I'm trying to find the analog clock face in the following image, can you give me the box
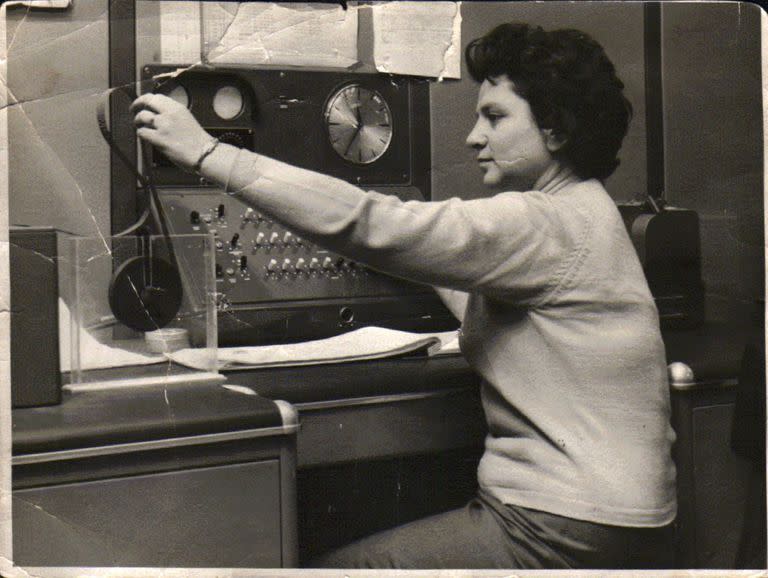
[324,84,393,165]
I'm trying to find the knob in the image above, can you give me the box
[225,267,235,276]
[217,204,225,218]
[283,231,293,245]
[203,214,213,224]
[190,210,200,224]
[309,257,320,271]
[255,232,265,246]
[295,257,306,271]
[266,258,278,273]
[269,232,280,245]
[215,240,224,250]
[294,236,303,246]
[242,208,255,222]
[322,256,335,270]
[282,258,293,273]
[230,233,240,248]
[240,255,248,271]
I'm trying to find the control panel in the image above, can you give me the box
[162,189,457,345]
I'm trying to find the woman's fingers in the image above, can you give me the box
[136,126,163,147]
[133,109,156,128]
[130,92,174,114]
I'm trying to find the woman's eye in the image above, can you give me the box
[486,113,503,124]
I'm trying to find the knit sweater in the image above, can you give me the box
[203,145,678,527]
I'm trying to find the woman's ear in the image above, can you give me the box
[542,129,567,152]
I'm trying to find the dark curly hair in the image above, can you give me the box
[466,23,632,181]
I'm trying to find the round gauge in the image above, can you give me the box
[167,85,190,109]
[324,84,393,165]
[213,85,244,120]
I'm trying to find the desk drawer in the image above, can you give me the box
[14,460,283,568]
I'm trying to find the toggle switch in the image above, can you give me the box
[217,204,226,219]
[190,210,200,225]
[240,255,248,271]
[215,264,223,278]
[230,233,240,249]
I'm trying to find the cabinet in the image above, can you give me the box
[12,385,298,568]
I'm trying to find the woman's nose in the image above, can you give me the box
[466,121,486,149]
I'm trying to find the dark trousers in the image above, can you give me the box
[312,490,675,570]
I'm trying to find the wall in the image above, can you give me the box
[430,2,647,201]
[661,3,764,323]
[7,0,109,236]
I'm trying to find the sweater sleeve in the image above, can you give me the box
[202,144,589,304]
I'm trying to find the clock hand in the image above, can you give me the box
[355,87,363,127]
[344,123,362,157]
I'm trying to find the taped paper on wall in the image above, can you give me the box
[201,2,358,68]
[372,1,462,79]
[159,1,203,64]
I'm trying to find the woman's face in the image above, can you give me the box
[466,75,559,191]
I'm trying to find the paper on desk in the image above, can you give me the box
[160,1,203,64]
[58,298,166,372]
[169,326,447,371]
[371,1,461,79]
[429,330,461,356]
[202,2,358,68]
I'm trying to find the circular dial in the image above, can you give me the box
[167,85,190,109]
[213,85,244,120]
[324,84,393,165]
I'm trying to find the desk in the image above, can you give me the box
[11,355,485,568]
[11,323,758,569]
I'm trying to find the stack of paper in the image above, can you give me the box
[169,327,461,371]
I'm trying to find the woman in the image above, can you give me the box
[131,23,677,569]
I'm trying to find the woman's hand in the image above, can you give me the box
[131,93,214,172]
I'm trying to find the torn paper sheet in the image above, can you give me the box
[372,1,461,79]
[160,1,202,64]
[202,2,358,68]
